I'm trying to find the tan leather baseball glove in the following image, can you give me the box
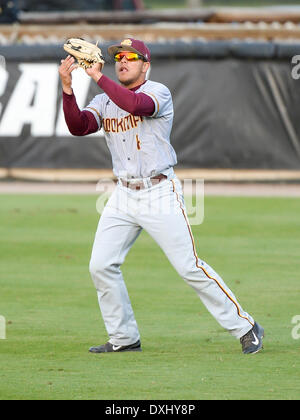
[63,38,105,70]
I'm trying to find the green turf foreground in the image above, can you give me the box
[0,194,299,400]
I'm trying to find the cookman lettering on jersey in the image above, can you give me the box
[94,114,144,133]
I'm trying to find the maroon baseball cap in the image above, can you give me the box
[108,38,151,62]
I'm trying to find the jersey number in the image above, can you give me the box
[136,135,141,150]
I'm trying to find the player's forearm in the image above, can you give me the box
[63,92,99,136]
[97,75,155,116]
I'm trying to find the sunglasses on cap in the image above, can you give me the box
[114,52,147,62]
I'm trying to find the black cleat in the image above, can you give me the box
[240,322,264,354]
[89,340,141,354]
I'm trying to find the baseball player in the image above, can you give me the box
[59,38,264,354]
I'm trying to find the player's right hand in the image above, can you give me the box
[58,55,79,95]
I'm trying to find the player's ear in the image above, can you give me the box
[142,62,150,74]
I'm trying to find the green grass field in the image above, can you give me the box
[0,193,299,400]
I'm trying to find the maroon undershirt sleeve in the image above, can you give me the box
[97,74,155,117]
[63,91,99,136]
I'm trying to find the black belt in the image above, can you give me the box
[121,174,167,190]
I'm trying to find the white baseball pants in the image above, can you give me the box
[89,175,254,346]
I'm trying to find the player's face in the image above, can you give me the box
[115,53,149,88]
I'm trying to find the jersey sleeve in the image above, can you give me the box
[97,75,155,117]
[83,94,105,129]
[142,83,173,118]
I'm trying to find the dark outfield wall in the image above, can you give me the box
[1,41,300,170]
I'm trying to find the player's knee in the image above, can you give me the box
[177,265,209,286]
[89,255,120,288]
[175,264,195,280]
[89,255,108,280]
